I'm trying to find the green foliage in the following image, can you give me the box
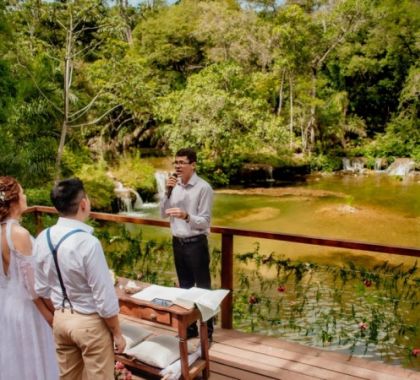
[0,61,15,123]
[96,225,175,285]
[111,154,156,199]
[309,154,342,172]
[26,187,52,207]
[132,0,204,84]
[330,0,419,135]
[157,62,288,185]
[2,0,420,187]
[233,246,420,368]
[61,147,94,177]
[75,162,115,211]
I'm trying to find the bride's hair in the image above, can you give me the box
[0,176,20,222]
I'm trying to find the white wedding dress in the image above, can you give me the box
[0,219,59,379]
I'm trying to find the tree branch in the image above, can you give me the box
[72,40,102,58]
[116,117,135,131]
[68,92,103,121]
[15,60,63,115]
[69,104,122,128]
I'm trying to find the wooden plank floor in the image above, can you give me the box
[210,328,420,380]
[120,316,420,380]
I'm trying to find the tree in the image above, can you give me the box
[157,62,288,184]
[194,1,272,70]
[11,0,131,177]
[132,0,205,86]
[329,0,419,136]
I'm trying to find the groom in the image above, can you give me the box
[34,178,125,380]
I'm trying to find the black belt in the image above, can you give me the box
[173,234,206,244]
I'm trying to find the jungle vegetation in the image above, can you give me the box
[0,0,418,200]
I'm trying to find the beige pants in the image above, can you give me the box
[53,309,114,380]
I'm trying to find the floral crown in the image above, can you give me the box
[0,191,6,203]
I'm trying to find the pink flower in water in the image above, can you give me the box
[277,285,286,293]
[115,361,125,370]
[358,322,368,331]
[412,348,420,357]
[363,279,372,287]
[248,295,258,305]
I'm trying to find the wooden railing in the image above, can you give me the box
[26,206,420,329]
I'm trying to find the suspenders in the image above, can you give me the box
[46,228,85,313]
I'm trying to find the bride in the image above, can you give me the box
[0,176,59,379]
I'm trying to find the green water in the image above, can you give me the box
[209,174,420,267]
[145,157,420,250]
[214,175,419,239]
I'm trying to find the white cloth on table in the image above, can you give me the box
[0,219,59,380]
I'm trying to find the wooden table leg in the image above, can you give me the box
[178,318,190,380]
[199,320,210,380]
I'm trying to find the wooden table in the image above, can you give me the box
[115,278,210,380]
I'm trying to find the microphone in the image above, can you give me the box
[167,173,178,199]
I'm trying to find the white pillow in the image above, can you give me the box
[120,321,152,350]
[126,335,198,369]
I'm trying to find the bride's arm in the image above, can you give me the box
[33,298,54,326]
[13,226,54,326]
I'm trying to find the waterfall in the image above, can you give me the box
[154,171,168,200]
[113,172,169,214]
[374,158,383,171]
[342,158,365,173]
[386,158,415,176]
[342,158,352,171]
[132,189,143,209]
[114,182,143,212]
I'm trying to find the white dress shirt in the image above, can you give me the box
[34,217,119,318]
[160,172,213,238]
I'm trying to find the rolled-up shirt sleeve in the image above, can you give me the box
[84,238,119,318]
[189,184,213,230]
[34,235,51,299]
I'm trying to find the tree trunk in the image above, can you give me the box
[277,69,286,116]
[289,74,294,149]
[306,67,317,152]
[55,16,73,179]
[119,0,133,45]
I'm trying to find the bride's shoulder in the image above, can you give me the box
[11,224,32,256]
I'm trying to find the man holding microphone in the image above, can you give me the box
[160,148,214,341]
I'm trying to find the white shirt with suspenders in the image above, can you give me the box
[34,217,119,317]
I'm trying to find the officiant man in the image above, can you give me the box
[160,147,214,341]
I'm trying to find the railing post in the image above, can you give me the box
[221,232,233,329]
[34,210,44,235]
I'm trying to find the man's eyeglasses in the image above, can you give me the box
[172,160,191,166]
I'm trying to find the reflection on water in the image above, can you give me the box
[135,172,420,267]
[211,174,420,267]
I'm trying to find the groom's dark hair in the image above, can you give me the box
[51,178,86,216]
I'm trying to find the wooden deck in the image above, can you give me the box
[120,316,420,380]
[209,328,420,380]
